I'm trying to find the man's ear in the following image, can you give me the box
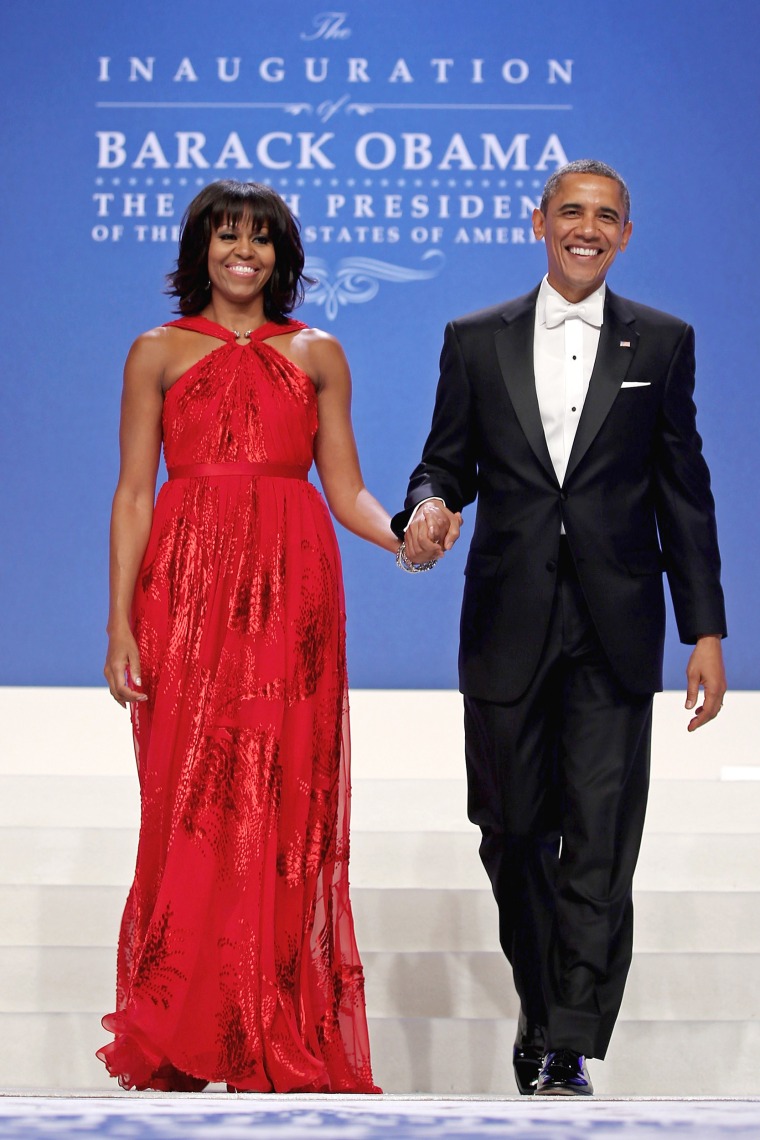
[620,219,633,252]
[532,208,546,241]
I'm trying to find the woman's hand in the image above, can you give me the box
[104,628,147,707]
[404,502,463,563]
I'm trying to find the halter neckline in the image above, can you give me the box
[164,315,308,343]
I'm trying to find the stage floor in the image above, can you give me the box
[0,1094,759,1139]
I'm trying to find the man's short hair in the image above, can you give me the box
[540,160,631,223]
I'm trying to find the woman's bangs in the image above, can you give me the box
[209,188,283,238]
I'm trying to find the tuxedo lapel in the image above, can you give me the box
[494,291,558,485]
[564,291,639,483]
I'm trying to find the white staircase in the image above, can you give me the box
[1,687,758,1095]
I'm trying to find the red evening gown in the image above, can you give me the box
[97,316,380,1093]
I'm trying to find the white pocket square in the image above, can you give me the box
[621,381,651,388]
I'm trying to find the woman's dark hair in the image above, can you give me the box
[166,180,313,320]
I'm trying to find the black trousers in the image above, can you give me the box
[464,539,654,1059]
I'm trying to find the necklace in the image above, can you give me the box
[205,312,262,340]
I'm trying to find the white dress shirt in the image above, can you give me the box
[534,275,605,486]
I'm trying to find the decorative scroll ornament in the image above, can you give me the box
[283,97,375,123]
[304,251,446,320]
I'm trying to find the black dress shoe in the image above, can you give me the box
[535,1049,593,1096]
[512,1010,546,1095]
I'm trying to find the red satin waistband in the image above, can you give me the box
[168,462,309,480]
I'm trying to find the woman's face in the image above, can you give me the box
[206,213,277,306]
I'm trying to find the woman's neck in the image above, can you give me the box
[202,297,268,334]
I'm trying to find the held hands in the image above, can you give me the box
[403,501,463,564]
[685,635,727,732]
[104,629,148,708]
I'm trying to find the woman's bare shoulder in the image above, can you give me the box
[127,324,182,360]
[267,324,347,388]
[291,324,340,347]
[292,325,348,372]
[122,325,183,393]
[124,325,171,363]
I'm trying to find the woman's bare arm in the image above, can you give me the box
[104,330,166,706]
[307,332,399,553]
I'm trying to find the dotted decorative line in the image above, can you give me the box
[94,176,544,190]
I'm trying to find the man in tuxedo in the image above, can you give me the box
[393,159,727,1096]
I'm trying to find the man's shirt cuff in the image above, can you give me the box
[404,497,446,532]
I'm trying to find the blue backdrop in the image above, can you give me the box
[1,0,758,689]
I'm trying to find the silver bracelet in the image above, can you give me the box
[396,541,438,573]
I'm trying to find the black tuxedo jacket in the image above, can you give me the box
[393,286,727,702]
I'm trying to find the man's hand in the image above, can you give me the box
[404,502,463,563]
[685,635,727,732]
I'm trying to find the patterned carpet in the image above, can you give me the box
[1,1096,759,1139]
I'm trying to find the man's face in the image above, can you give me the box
[532,174,633,303]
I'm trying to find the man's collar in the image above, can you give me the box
[537,275,607,326]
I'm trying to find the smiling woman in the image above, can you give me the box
[97,180,451,1094]
[165,181,311,320]
[204,222,276,300]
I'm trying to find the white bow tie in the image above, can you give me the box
[544,293,604,329]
